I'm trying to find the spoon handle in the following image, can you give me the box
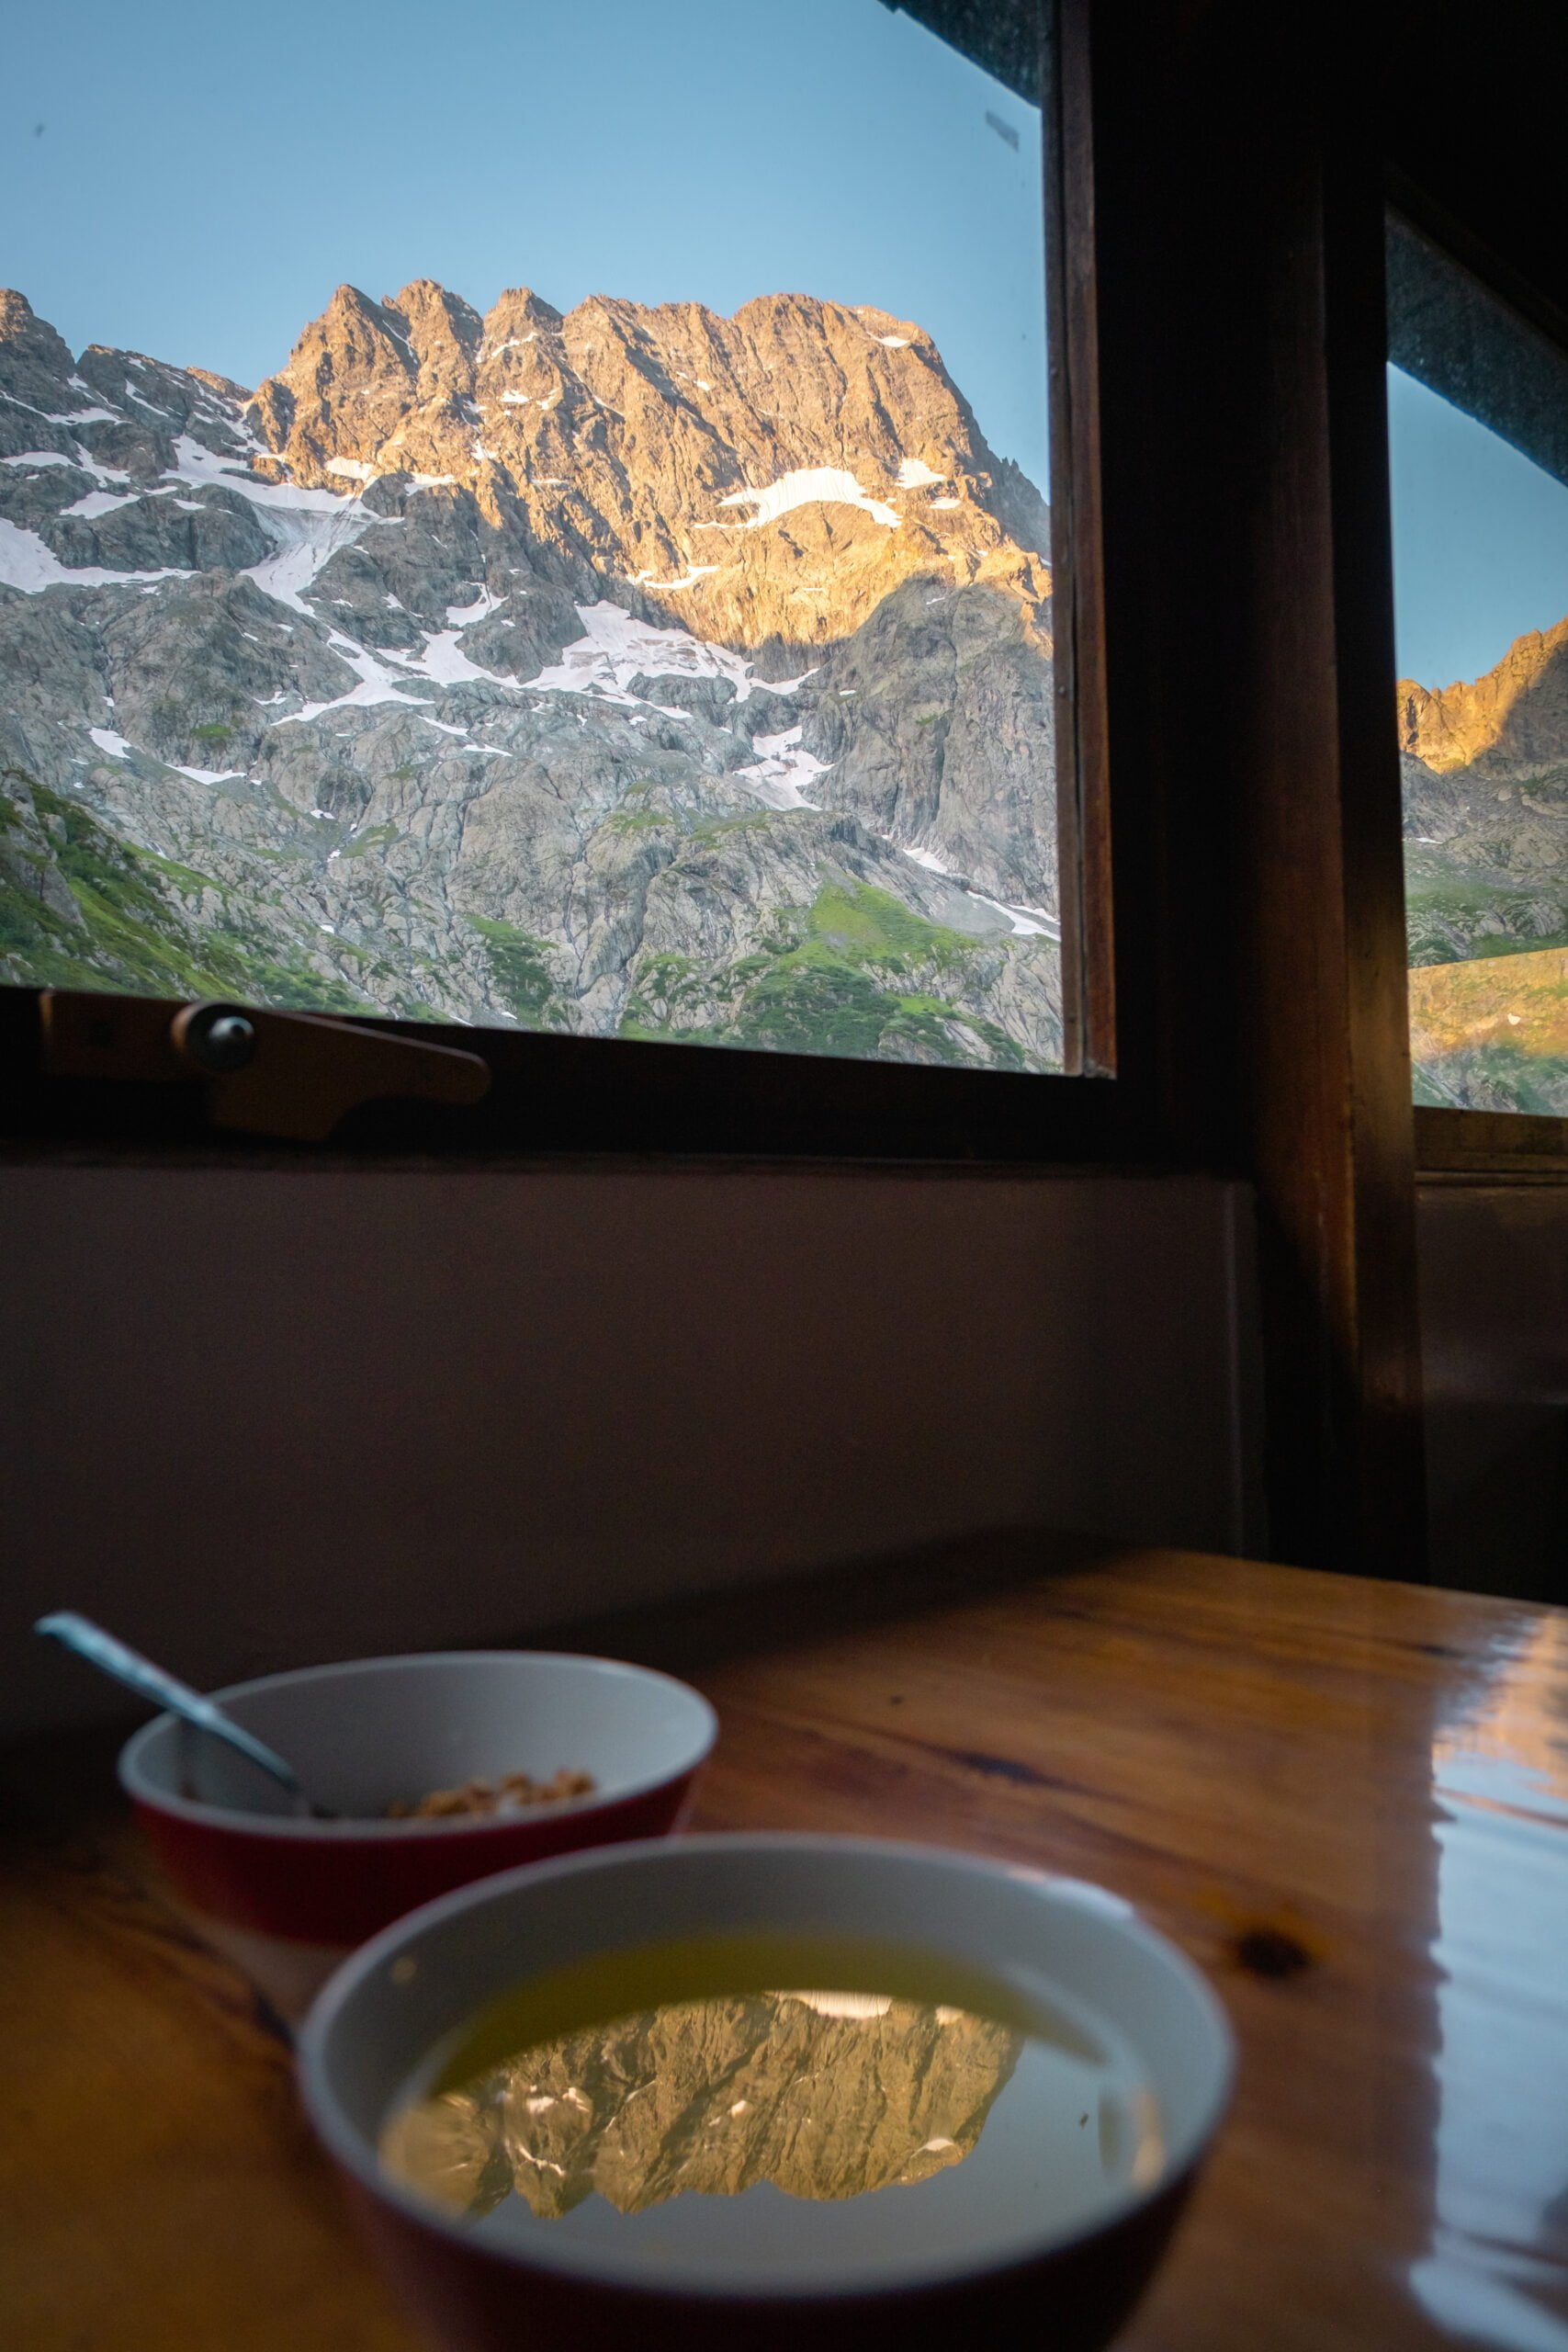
[34,1611,304,1799]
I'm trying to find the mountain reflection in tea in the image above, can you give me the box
[378,1934,1163,2285]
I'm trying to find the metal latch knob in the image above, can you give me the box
[172,1003,258,1074]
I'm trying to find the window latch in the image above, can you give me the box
[37,991,491,1143]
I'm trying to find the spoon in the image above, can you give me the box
[34,1611,331,1817]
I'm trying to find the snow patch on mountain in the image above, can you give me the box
[110,433,391,616]
[275,634,431,726]
[733,726,828,811]
[969,892,1058,940]
[63,488,145,518]
[397,629,504,687]
[524,600,784,706]
[244,507,383,616]
[785,1991,895,2019]
[0,515,181,593]
[716,468,901,531]
[634,563,720,592]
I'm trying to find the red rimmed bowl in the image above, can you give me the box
[299,1834,1235,2352]
[119,1652,717,2021]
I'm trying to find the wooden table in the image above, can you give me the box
[5,1537,1567,2350]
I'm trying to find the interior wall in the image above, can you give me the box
[1418,1182,1568,1605]
[3,1164,1262,1740]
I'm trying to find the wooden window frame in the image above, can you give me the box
[1385,171,1568,1181]
[1416,1106,1568,1176]
[2,0,1150,1174]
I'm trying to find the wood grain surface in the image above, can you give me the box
[4,1538,1566,2350]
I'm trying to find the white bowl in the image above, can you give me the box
[299,1834,1234,2352]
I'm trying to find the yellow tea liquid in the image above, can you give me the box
[379,1931,1162,2288]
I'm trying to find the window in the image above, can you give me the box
[1388,212,1568,1117]
[0,0,1066,1083]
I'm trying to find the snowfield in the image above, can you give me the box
[716,467,901,531]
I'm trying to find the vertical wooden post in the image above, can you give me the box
[1077,0,1427,1573]
[1250,82,1427,1577]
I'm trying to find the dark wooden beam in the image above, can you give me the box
[1376,0,1568,329]
[1078,0,1427,1574]
[1046,0,1115,1077]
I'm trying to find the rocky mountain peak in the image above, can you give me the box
[386,277,486,378]
[312,284,417,377]
[1,287,56,348]
[243,273,1050,656]
[485,287,565,338]
[1399,616,1568,776]
[0,288,80,406]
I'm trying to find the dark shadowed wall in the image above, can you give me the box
[4,1165,1262,1738]
[1418,1182,1568,1605]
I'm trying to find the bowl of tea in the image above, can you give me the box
[118,1652,717,2022]
[299,1834,1233,2352]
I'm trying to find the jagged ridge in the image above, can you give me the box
[246,277,1051,661]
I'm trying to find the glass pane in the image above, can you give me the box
[1,0,1061,1076]
[1388,215,1568,1114]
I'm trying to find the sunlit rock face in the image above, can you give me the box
[1398,619,1568,1110]
[1398,618,1568,778]
[0,283,1061,1069]
[246,279,1052,661]
[382,1991,1021,2221]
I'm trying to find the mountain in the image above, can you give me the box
[1399,617,1568,1111]
[0,281,1061,1071]
[1399,620,1568,972]
[246,278,1052,662]
[379,1990,1021,2222]
[1398,617,1568,776]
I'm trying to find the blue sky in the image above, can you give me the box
[1,0,1049,490]
[7,1,1565,690]
[1388,368,1568,688]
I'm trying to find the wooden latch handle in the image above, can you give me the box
[38,992,491,1142]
